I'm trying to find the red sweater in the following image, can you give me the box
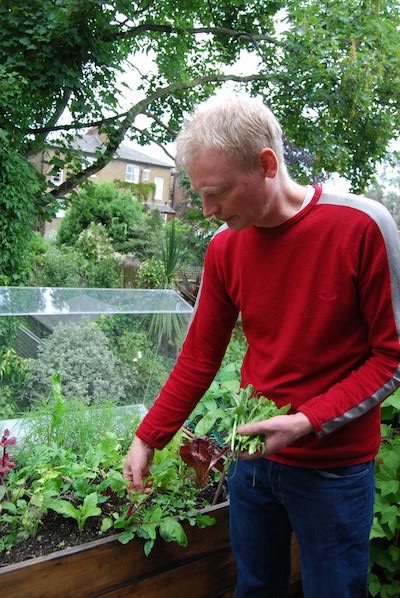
[137,186,400,468]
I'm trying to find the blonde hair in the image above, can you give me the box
[175,94,284,172]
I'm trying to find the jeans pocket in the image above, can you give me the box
[314,461,372,480]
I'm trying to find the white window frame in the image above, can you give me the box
[142,168,151,182]
[154,176,164,201]
[125,163,139,183]
[85,156,97,177]
[50,168,63,186]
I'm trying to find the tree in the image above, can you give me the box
[1,0,399,279]
[366,157,400,226]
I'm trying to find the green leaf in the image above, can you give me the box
[100,517,113,533]
[47,498,79,520]
[2,501,17,514]
[196,513,216,528]
[118,529,135,544]
[144,538,154,556]
[159,517,188,546]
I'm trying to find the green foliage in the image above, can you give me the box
[0,140,49,283]
[23,374,138,454]
[25,321,127,405]
[113,180,156,203]
[28,243,86,287]
[135,257,165,289]
[265,0,400,192]
[28,230,123,289]
[57,183,145,251]
[75,222,114,262]
[0,406,218,557]
[97,315,171,406]
[369,389,400,597]
[195,384,290,455]
[136,219,188,289]
[46,493,101,532]
[0,349,30,416]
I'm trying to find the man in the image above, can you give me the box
[124,94,400,597]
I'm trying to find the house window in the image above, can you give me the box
[125,163,139,183]
[142,168,150,182]
[154,176,164,201]
[50,169,63,185]
[85,156,97,177]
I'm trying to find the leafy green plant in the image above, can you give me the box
[23,374,138,455]
[46,492,101,532]
[195,384,291,456]
[28,242,86,287]
[368,389,400,598]
[25,321,127,405]
[56,182,146,253]
[135,257,164,288]
[0,394,222,562]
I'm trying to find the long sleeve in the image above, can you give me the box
[136,236,239,449]
[298,202,400,436]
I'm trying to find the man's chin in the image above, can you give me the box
[225,217,246,231]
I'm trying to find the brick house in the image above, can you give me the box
[31,128,175,238]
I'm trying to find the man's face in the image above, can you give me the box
[187,149,271,231]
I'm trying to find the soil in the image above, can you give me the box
[0,492,125,567]
[0,482,227,568]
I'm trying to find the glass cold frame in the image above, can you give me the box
[0,287,193,418]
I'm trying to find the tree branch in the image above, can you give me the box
[106,23,278,46]
[130,125,176,162]
[24,111,130,135]
[26,88,72,154]
[143,111,177,137]
[51,72,269,199]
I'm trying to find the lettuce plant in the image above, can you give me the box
[179,437,227,487]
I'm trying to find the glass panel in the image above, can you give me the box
[0,287,193,418]
[0,287,192,316]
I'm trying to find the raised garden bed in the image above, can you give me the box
[0,501,301,598]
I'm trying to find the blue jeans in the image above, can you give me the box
[228,458,375,598]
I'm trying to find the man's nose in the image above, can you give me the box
[202,195,219,218]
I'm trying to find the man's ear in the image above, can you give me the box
[259,148,278,178]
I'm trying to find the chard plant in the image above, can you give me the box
[0,429,16,482]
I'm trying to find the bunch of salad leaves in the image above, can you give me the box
[194,385,291,457]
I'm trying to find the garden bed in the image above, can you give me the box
[0,501,301,598]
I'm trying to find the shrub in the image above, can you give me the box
[25,321,127,404]
[56,182,146,252]
[135,257,164,288]
[98,315,170,405]
[28,244,85,287]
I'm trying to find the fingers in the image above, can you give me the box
[123,436,154,492]
[237,422,266,436]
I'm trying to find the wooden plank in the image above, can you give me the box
[97,549,236,598]
[0,501,301,598]
[0,503,231,598]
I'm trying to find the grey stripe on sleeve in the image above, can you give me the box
[317,191,400,435]
[318,365,400,436]
[319,191,400,336]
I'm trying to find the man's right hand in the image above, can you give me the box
[123,436,154,492]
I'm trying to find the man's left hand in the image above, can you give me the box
[237,412,313,459]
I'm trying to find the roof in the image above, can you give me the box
[146,203,176,214]
[71,132,173,169]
